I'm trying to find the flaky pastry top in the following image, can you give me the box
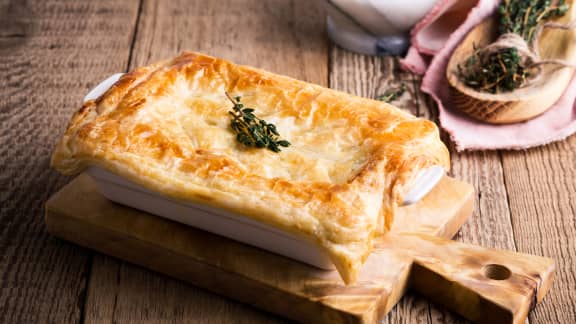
[52,52,449,284]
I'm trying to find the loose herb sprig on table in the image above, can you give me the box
[377,83,406,103]
[458,0,569,93]
[226,93,291,153]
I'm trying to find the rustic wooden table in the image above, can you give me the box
[1,0,575,323]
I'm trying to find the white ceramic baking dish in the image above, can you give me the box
[82,74,445,269]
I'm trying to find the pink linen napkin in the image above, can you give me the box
[400,0,576,151]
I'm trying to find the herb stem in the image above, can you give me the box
[377,83,406,103]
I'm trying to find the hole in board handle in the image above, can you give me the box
[483,264,512,280]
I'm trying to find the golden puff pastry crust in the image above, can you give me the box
[51,52,449,284]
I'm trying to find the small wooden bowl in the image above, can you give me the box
[446,2,576,124]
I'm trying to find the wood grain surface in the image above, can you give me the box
[0,0,140,323]
[47,174,480,324]
[501,139,576,324]
[1,0,575,323]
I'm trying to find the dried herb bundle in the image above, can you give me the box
[226,93,291,153]
[458,0,569,93]
[458,46,530,92]
[377,83,406,103]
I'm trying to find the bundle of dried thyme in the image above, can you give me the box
[458,0,570,94]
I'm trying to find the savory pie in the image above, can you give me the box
[51,52,449,284]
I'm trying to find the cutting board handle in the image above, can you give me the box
[380,233,555,324]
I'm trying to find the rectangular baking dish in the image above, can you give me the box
[83,74,445,270]
[87,167,335,269]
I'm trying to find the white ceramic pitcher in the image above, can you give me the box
[326,0,439,55]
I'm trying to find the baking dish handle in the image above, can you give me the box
[84,73,124,102]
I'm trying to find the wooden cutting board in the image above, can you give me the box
[45,174,554,323]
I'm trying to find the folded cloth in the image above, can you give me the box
[400,0,576,151]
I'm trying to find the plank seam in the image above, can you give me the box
[111,262,122,323]
[78,253,93,324]
[409,64,422,118]
[408,69,434,324]
[328,43,333,88]
[79,0,144,321]
[498,151,519,253]
[126,0,144,71]
[498,151,527,324]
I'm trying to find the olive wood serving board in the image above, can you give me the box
[45,174,554,323]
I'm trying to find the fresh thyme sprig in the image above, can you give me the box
[377,83,406,103]
[226,93,291,153]
[458,0,569,93]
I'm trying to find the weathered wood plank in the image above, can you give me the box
[326,48,514,324]
[129,0,327,84]
[84,0,326,323]
[326,49,523,324]
[501,137,576,323]
[85,254,286,324]
[414,87,519,323]
[329,48,419,115]
[328,47,433,324]
[0,0,140,322]
[407,69,524,322]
